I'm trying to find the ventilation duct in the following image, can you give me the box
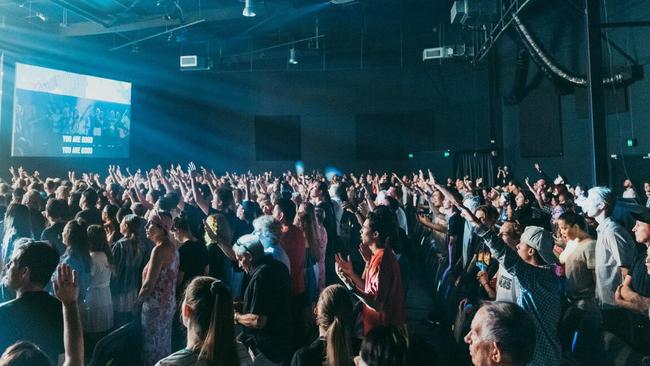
[512,14,641,88]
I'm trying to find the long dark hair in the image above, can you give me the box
[295,203,320,262]
[122,214,145,251]
[103,204,119,228]
[317,285,354,366]
[183,277,239,366]
[63,219,91,273]
[87,224,114,268]
[3,203,32,241]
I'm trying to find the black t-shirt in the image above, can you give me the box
[291,338,325,366]
[178,239,209,291]
[242,255,292,363]
[631,254,650,297]
[207,242,227,281]
[0,291,64,363]
[41,222,67,256]
[75,208,102,226]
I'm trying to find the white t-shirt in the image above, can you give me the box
[495,266,521,303]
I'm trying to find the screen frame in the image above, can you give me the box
[10,62,132,159]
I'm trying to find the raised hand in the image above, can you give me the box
[334,253,353,276]
[53,264,78,306]
[187,162,199,179]
[359,242,372,264]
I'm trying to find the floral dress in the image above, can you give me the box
[142,249,179,366]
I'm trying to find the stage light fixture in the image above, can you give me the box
[243,0,256,17]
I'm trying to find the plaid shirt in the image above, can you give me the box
[476,226,562,366]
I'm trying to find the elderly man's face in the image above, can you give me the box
[583,192,604,218]
[633,221,650,245]
[464,307,497,366]
[235,251,253,273]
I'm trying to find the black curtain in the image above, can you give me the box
[453,152,496,187]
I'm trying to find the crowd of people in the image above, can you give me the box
[0,162,648,366]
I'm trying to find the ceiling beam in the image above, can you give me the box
[59,6,259,37]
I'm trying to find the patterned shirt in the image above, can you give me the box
[476,226,561,366]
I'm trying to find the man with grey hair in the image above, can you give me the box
[233,233,292,365]
[583,186,636,340]
[464,301,536,366]
[253,215,291,273]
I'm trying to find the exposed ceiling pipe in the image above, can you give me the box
[110,18,205,51]
[48,0,115,27]
[512,14,640,88]
[227,34,324,58]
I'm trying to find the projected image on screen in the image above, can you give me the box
[12,63,131,158]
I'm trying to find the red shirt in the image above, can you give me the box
[280,224,306,296]
[362,248,405,334]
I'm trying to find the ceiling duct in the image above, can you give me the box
[48,0,120,27]
[512,14,643,88]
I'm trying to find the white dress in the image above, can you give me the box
[83,252,114,333]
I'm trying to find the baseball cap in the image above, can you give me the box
[520,226,556,265]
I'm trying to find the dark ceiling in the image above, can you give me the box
[0,0,461,69]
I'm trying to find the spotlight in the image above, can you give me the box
[288,47,298,65]
[242,0,256,17]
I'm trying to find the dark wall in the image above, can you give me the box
[495,0,650,187]
[136,65,492,177]
[1,36,491,177]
